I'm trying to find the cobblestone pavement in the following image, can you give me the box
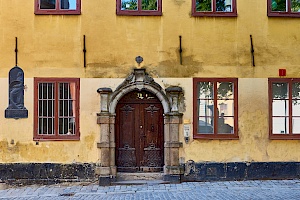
[1,180,300,200]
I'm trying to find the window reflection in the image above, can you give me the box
[273,117,289,134]
[216,0,232,12]
[40,0,56,9]
[292,117,300,133]
[271,0,287,12]
[121,0,138,10]
[142,0,158,10]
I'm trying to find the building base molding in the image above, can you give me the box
[183,161,300,182]
[0,163,96,185]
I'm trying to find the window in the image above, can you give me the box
[116,0,162,16]
[268,0,300,17]
[34,78,80,141]
[192,0,237,17]
[269,79,300,139]
[35,0,81,15]
[193,78,238,139]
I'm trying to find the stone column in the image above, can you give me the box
[96,88,115,185]
[163,87,184,183]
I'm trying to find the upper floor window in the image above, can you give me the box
[34,78,80,141]
[192,0,237,17]
[193,78,238,139]
[116,0,162,16]
[268,0,300,17]
[269,79,300,139]
[35,0,81,15]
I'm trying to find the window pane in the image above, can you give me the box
[273,117,289,134]
[198,82,213,99]
[59,82,76,135]
[272,82,288,99]
[198,117,214,133]
[61,0,77,10]
[292,101,300,116]
[198,100,213,116]
[142,0,158,10]
[218,100,234,116]
[217,82,233,99]
[40,0,56,9]
[196,0,212,11]
[271,0,287,11]
[292,117,300,133]
[292,82,300,99]
[218,116,234,134]
[216,0,232,12]
[272,100,289,116]
[292,0,300,12]
[121,0,138,10]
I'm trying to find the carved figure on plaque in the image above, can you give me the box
[5,66,28,119]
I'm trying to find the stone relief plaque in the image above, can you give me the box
[5,66,28,119]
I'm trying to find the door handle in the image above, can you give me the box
[140,125,143,129]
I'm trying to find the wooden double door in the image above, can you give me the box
[116,91,164,172]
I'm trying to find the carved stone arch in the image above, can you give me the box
[109,84,171,115]
[97,68,184,185]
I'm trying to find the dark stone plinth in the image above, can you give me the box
[99,176,114,186]
[0,163,95,185]
[5,109,28,119]
[182,162,300,182]
[163,174,181,183]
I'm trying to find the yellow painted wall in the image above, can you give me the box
[1,1,300,164]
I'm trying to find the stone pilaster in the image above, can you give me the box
[163,87,184,183]
[96,88,115,185]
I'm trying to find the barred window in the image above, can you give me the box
[34,78,80,141]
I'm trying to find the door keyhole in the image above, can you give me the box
[151,125,154,132]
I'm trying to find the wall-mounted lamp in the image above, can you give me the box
[183,119,191,143]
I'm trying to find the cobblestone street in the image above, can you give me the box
[1,180,300,199]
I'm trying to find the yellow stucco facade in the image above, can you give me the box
[1,1,300,179]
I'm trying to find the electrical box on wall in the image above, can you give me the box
[279,69,286,76]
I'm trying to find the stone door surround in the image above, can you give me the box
[96,68,183,185]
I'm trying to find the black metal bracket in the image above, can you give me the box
[250,35,255,67]
[15,37,18,66]
[179,36,183,65]
[83,35,86,67]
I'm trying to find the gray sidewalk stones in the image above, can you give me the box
[0,180,300,199]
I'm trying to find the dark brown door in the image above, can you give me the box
[116,91,164,172]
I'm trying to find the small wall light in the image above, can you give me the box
[183,119,191,143]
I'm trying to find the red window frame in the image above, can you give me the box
[34,78,80,141]
[193,78,239,139]
[192,0,237,17]
[269,78,300,139]
[116,0,162,16]
[268,0,300,17]
[35,0,81,15]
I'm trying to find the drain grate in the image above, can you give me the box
[59,193,75,196]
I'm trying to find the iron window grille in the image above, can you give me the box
[34,78,80,141]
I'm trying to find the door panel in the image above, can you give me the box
[116,91,163,172]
